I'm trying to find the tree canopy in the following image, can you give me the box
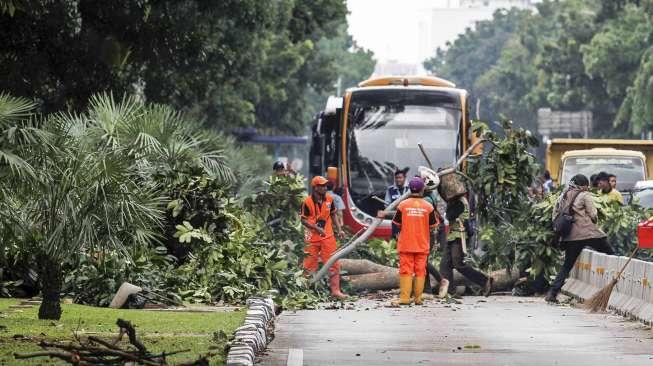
[0,0,374,133]
[425,0,653,137]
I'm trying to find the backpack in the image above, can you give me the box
[552,190,583,238]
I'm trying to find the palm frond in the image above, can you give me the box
[87,93,144,150]
[200,150,235,183]
[0,149,34,177]
[0,92,37,129]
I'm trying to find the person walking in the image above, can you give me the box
[545,174,615,303]
[440,195,493,297]
[390,177,439,306]
[301,176,347,299]
[383,168,409,239]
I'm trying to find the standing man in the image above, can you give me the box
[542,170,555,194]
[384,168,409,239]
[272,161,286,176]
[301,176,347,299]
[391,177,439,306]
[327,180,345,229]
[596,171,624,204]
[440,195,493,297]
[609,174,618,190]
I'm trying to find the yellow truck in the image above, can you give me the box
[546,139,653,191]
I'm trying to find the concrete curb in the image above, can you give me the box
[562,248,653,324]
[226,296,276,366]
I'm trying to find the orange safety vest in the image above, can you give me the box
[393,197,438,253]
[301,194,335,243]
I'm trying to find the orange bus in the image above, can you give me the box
[309,76,475,238]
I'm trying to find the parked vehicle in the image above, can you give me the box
[560,149,646,191]
[546,138,653,191]
[630,180,653,208]
[309,76,480,238]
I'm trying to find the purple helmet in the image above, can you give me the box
[409,176,425,192]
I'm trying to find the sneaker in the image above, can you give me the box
[544,291,558,303]
[438,279,450,299]
[483,277,494,297]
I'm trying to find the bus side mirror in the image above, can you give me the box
[324,96,343,116]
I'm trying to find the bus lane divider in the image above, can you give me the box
[563,249,653,324]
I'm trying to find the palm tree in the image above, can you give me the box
[0,93,41,285]
[3,93,238,319]
[6,103,165,319]
[84,93,234,186]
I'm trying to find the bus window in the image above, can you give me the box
[347,89,461,217]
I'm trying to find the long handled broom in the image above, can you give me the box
[584,246,638,313]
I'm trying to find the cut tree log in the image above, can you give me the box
[339,259,396,275]
[340,259,520,292]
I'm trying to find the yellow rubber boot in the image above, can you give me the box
[391,276,414,306]
[414,277,426,305]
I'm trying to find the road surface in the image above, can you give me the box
[259,294,653,365]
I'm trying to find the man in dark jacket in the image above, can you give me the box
[383,168,409,238]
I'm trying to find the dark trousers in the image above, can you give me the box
[391,223,400,240]
[440,238,488,288]
[426,232,442,284]
[549,237,614,295]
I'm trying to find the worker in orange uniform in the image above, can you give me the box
[301,175,347,299]
[391,177,439,306]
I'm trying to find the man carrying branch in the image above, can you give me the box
[440,194,493,297]
[301,176,347,299]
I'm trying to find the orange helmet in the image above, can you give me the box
[311,175,328,187]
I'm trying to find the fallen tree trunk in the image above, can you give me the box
[339,259,396,275]
[340,259,520,292]
[343,271,399,291]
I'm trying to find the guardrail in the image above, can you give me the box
[562,249,653,324]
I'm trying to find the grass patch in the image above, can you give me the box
[0,299,245,365]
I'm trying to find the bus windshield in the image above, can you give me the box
[347,88,461,216]
[561,156,645,191]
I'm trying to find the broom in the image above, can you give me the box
[584,246,638,313]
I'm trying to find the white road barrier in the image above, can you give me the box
[562,249,653,324]
[226,296,276,366]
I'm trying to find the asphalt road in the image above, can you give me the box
[259,294,653,366]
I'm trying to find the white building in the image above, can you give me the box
[418,0,538,63]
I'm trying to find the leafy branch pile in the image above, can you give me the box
[466,120,653,281]
[0,93,323,320]
[482,194,653,279]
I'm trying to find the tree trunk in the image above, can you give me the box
[37,254,63,320]
[339,259,396,275]
[340,259,520,293]
[343,271,399,291]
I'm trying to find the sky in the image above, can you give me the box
[346,0,447,64]
[346,0,524,65]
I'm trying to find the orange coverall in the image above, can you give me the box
[301,193,340,276]
[392,197,439,276]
